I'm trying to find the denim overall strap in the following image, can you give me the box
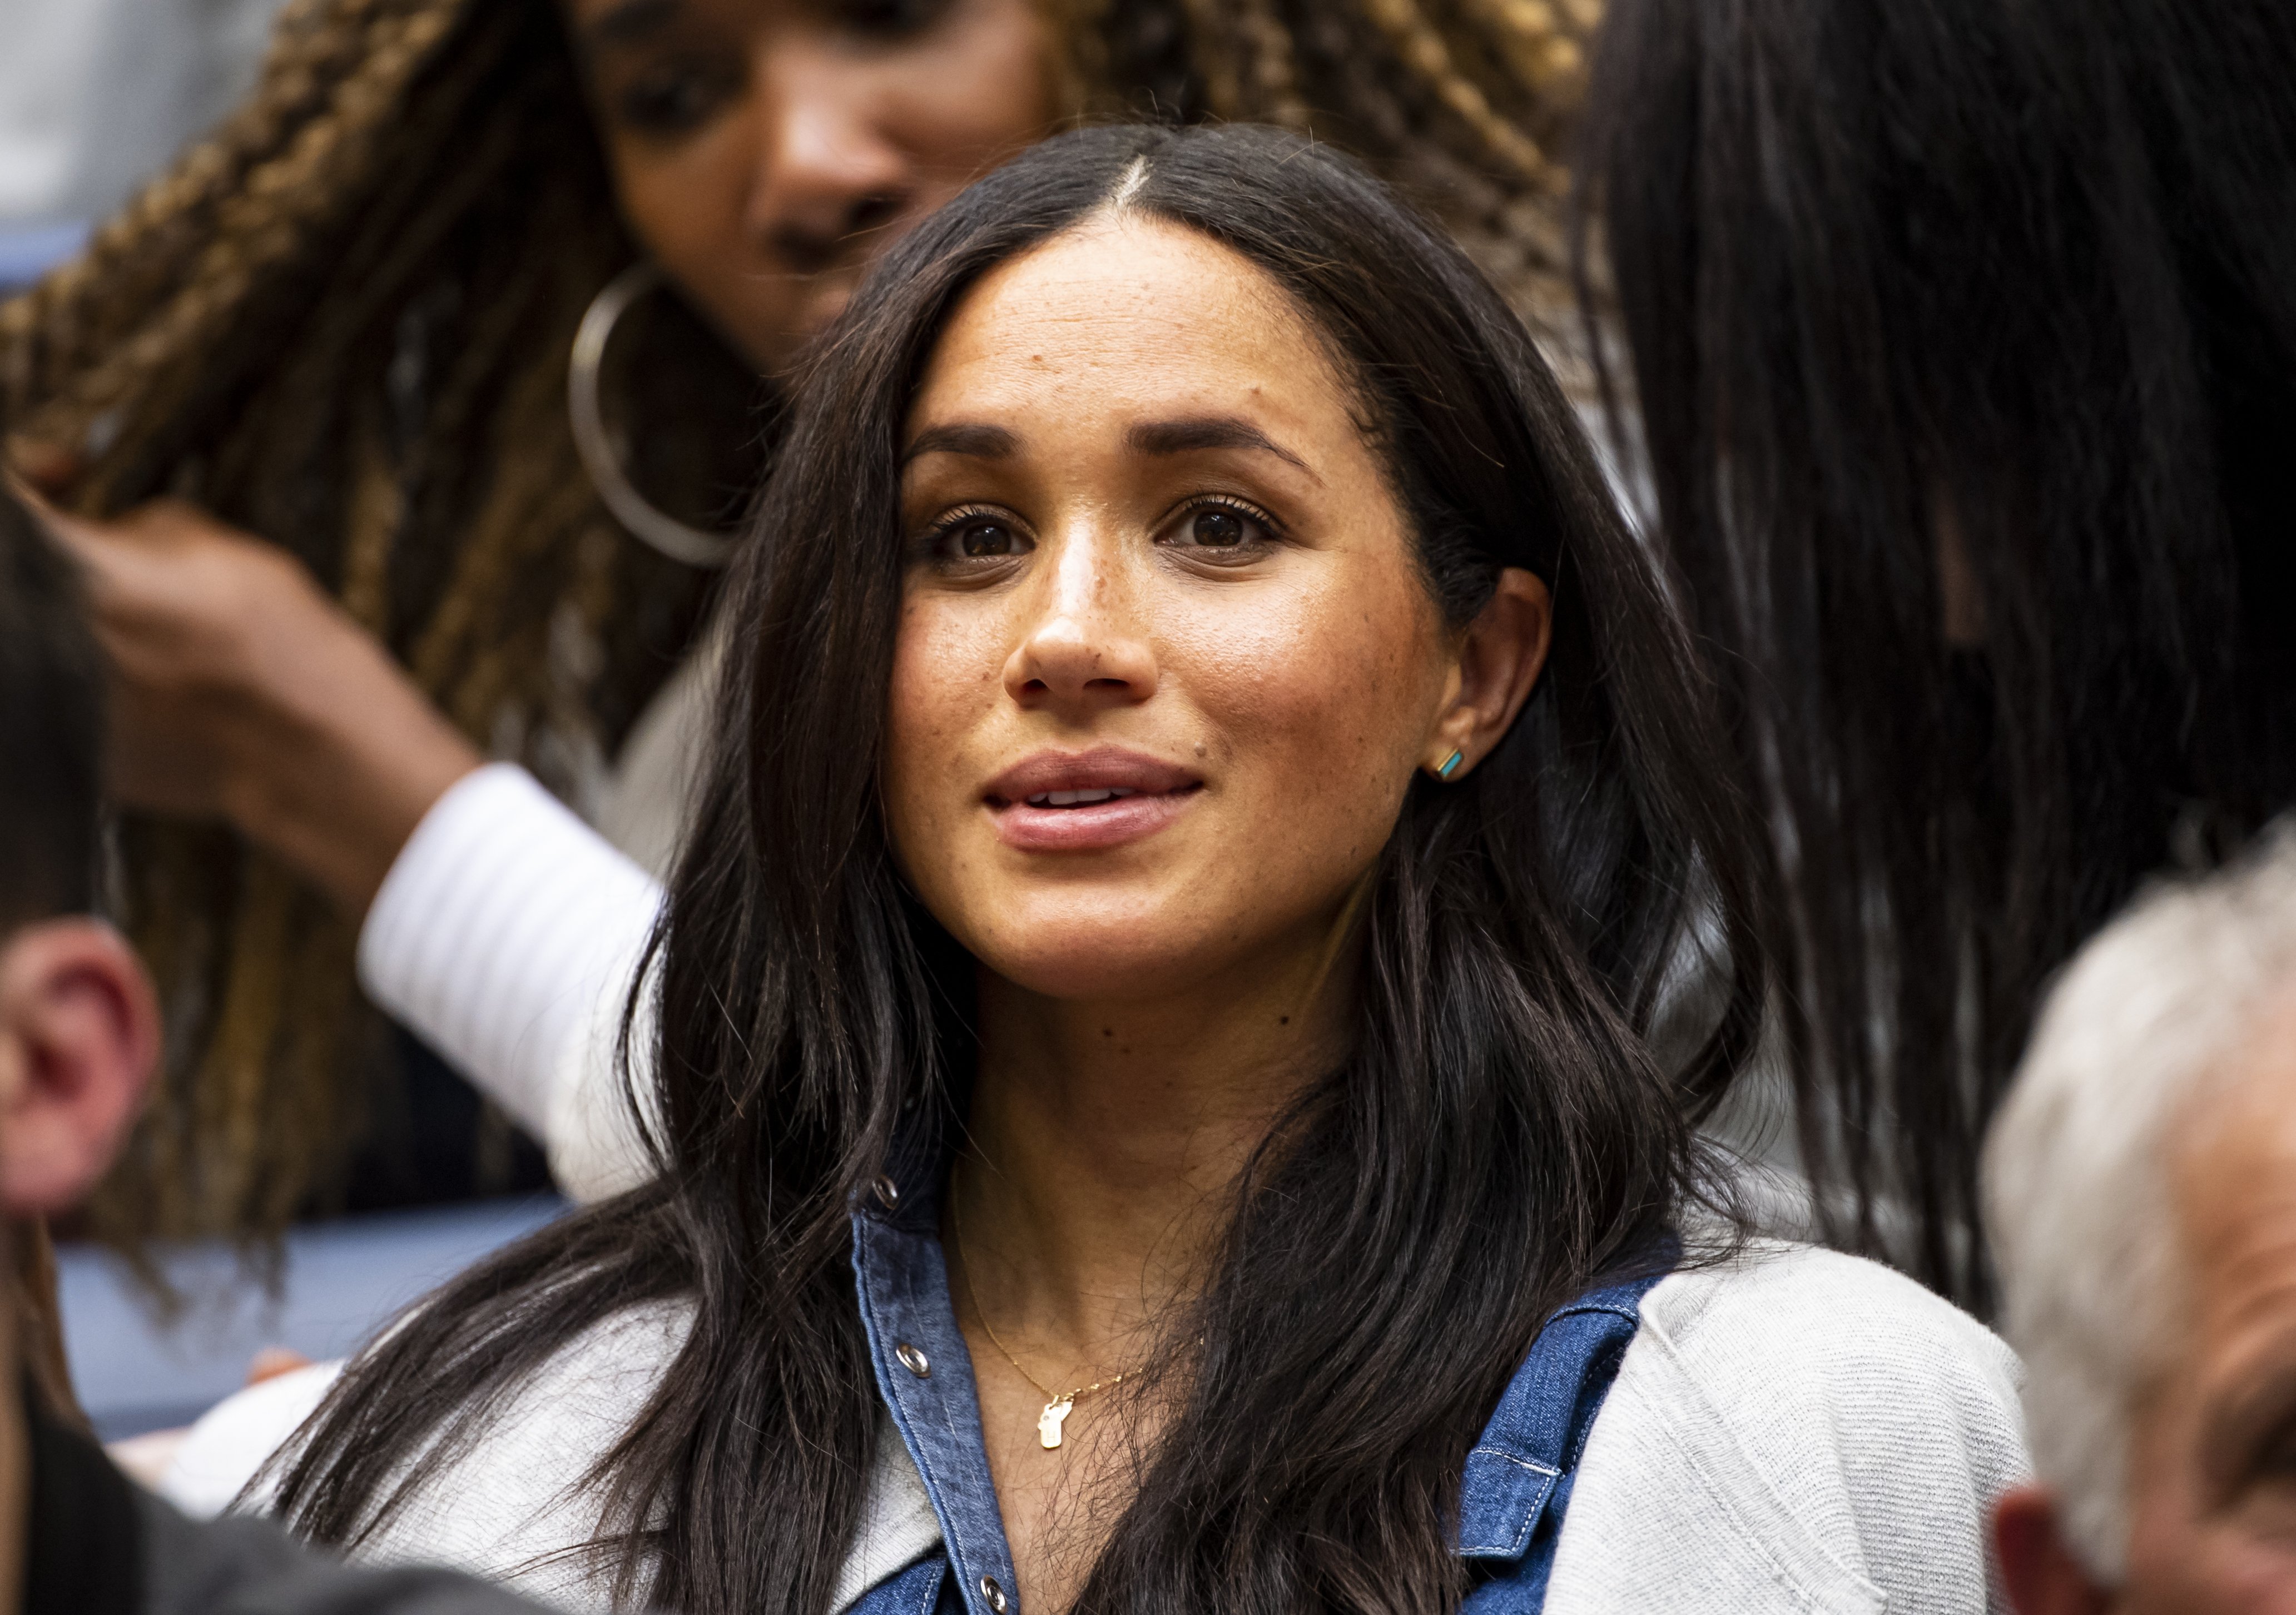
[849,1556,954,1615]
[851,1185,1020,1615]
[1456,1258,1675,1613]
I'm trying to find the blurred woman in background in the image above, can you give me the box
[1578,0,2296,1305]
[0,0,1605,1244]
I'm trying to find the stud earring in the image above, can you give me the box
[1437,751,1465,780]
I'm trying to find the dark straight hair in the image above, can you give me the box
[1578,0,2296,1305]
[273,124,1763,1615]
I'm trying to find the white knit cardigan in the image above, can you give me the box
[165,1238,2028,1615]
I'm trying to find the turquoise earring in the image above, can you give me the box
[1437,751,1465,780]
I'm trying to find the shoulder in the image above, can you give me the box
[1546,1240,2029,1615]
[1644,1238,2022,1409]
[165,1299,695,1615]
[162,1360,345,1519]
[137,1489,556,1615]
[348,1297,696,1610]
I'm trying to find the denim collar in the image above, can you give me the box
[851,1147,1020,1615]
[846,1142,1673,1615]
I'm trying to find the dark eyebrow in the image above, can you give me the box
[579,0,678,52]
[899,415,1319,479]
[901,423,1019,466]
[1125,416,1318,481]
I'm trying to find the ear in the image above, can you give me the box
[1421,567,1553,782]
[0,920,158,1217]
[1994,1484,2115,1615]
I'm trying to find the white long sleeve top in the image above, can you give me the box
[165,1240,2029,1613]
[358,609,731,1199]
[356,762,663,1202]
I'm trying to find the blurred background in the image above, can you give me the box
[4,0,565,1445]
[1,0,286,288]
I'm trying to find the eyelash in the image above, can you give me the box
[919,505,1027,566]
[834,0,956,39]
[610,59,741,138]
[914,494,1287,570]
[600,0,954,140]
[1160,494,1283,556]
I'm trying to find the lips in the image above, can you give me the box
[985,747,1203,853]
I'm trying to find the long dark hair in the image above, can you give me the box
[271,125,1762,1615]
[1578,0,2296,1305]
[0,0,1604,1253]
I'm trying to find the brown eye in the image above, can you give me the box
[836,0,951,36]
[1193,509,1246,546]
[959,519,1018,557]
[1164,502,1274,555]
[917,508,1032,568]
[612,59,740,137]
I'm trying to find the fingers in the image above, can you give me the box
[25,495,306,612]
[5,468,139,585]
[246,1346,316,1386]
[1,470,481,905]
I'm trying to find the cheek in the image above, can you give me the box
[612,140,741,259]
[606,132,796,358]
[882,595,1007,869]
[1179,566,1441,856]
[2122,1404,2296,1615]
[2126,1511,2296,1615]
[880,5,1063,164]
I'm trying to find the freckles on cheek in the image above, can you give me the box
[1183,583,1434,798]
[887,603,1003,809]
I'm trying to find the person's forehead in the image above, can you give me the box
[2171,988,2296,1331]
[2183,989,2296,1162]
[909,220,1351,434]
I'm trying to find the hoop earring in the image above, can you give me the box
[568,262,737,569]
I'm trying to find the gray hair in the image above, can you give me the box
[1983,823,2296,1581]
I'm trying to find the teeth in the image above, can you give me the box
[1025,787,1139,807]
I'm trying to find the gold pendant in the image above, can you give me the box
[1038,1397,1075,1449]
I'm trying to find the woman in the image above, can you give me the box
[1576,0,2296,1305]
[1,0,1606,1240]
[217,127,2023,1615]
[4,0,1616,1239]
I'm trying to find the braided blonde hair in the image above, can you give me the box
[1,0,1599,1251]
[1161,0,1603,382]
[2,0,720,1246]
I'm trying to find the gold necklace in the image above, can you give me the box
[950,1181,1135,1450]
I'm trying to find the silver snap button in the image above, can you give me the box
[872,1174,901,1210]
[978,1574,1009,1612]
[895,1341,930,1377]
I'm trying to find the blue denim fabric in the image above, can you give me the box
[845,1159,1669,1615]
[1455,1268,1669,1611]
[852,1170,1020,1615]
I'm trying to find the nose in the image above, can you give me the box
[746,47,914,274]
[1002,531,1159,714]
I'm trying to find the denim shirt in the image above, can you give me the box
[847,1159,1669,1615]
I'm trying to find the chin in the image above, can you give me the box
[995,959,1186,1003]
[963,896,1214,1003]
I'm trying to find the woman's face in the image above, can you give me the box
[884,218,1497,1005]
[563,0,1064,369]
